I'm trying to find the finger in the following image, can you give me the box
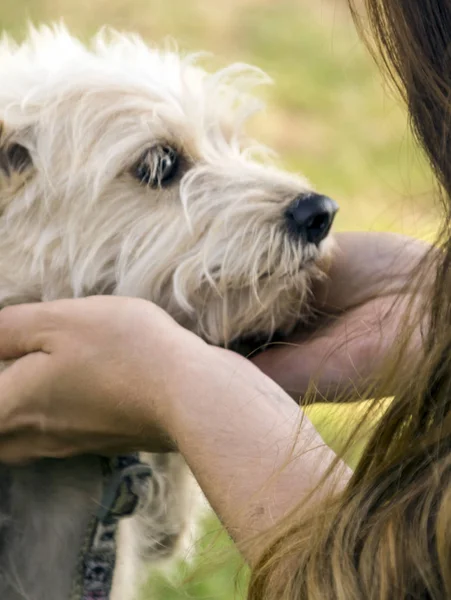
[0,352,53,432]
[0,434,49,464]
[0,303,54,359]
[0,433,75,464]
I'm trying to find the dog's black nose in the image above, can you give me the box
[285,193,338,245]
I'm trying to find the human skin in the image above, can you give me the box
[253,231,430,400]
[0,231,431,561]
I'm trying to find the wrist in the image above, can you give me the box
[159,343,288,450]
[155,340,219,449]
[136,319,212,451]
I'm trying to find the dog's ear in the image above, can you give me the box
[0,120,34,191]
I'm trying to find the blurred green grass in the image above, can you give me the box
[0,0,439,236]
[0,1,440,598]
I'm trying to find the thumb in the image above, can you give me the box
[0,303,51,359]
[0,352,52,435]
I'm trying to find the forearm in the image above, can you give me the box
[158,348,351,561]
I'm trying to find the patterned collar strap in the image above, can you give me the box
[71,455,153,600]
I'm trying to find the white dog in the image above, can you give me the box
[0,25,337,600]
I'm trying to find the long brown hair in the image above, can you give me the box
[248,2,451,598]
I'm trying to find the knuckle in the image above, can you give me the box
[0,304,19,326]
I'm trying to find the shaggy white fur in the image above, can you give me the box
[0,24,335,600]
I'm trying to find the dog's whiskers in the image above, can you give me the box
[0,23,337,600]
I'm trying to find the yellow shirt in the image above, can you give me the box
[305,398,392,470]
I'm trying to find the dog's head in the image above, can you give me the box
[0,25,337,345]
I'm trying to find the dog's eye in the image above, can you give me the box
[133,145,178,188]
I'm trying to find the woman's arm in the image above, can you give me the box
[253,231,431,400]
[0,231,428,558]
[0,297,349,563]
[162,345,350,550]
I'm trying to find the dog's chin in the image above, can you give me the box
[224,331,288,358]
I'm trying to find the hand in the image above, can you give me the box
[0,296,212,462]
[252,231,432,401]
[0,297,345,548]
[0,231,431,463]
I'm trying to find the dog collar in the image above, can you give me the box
[71,455,153,600]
